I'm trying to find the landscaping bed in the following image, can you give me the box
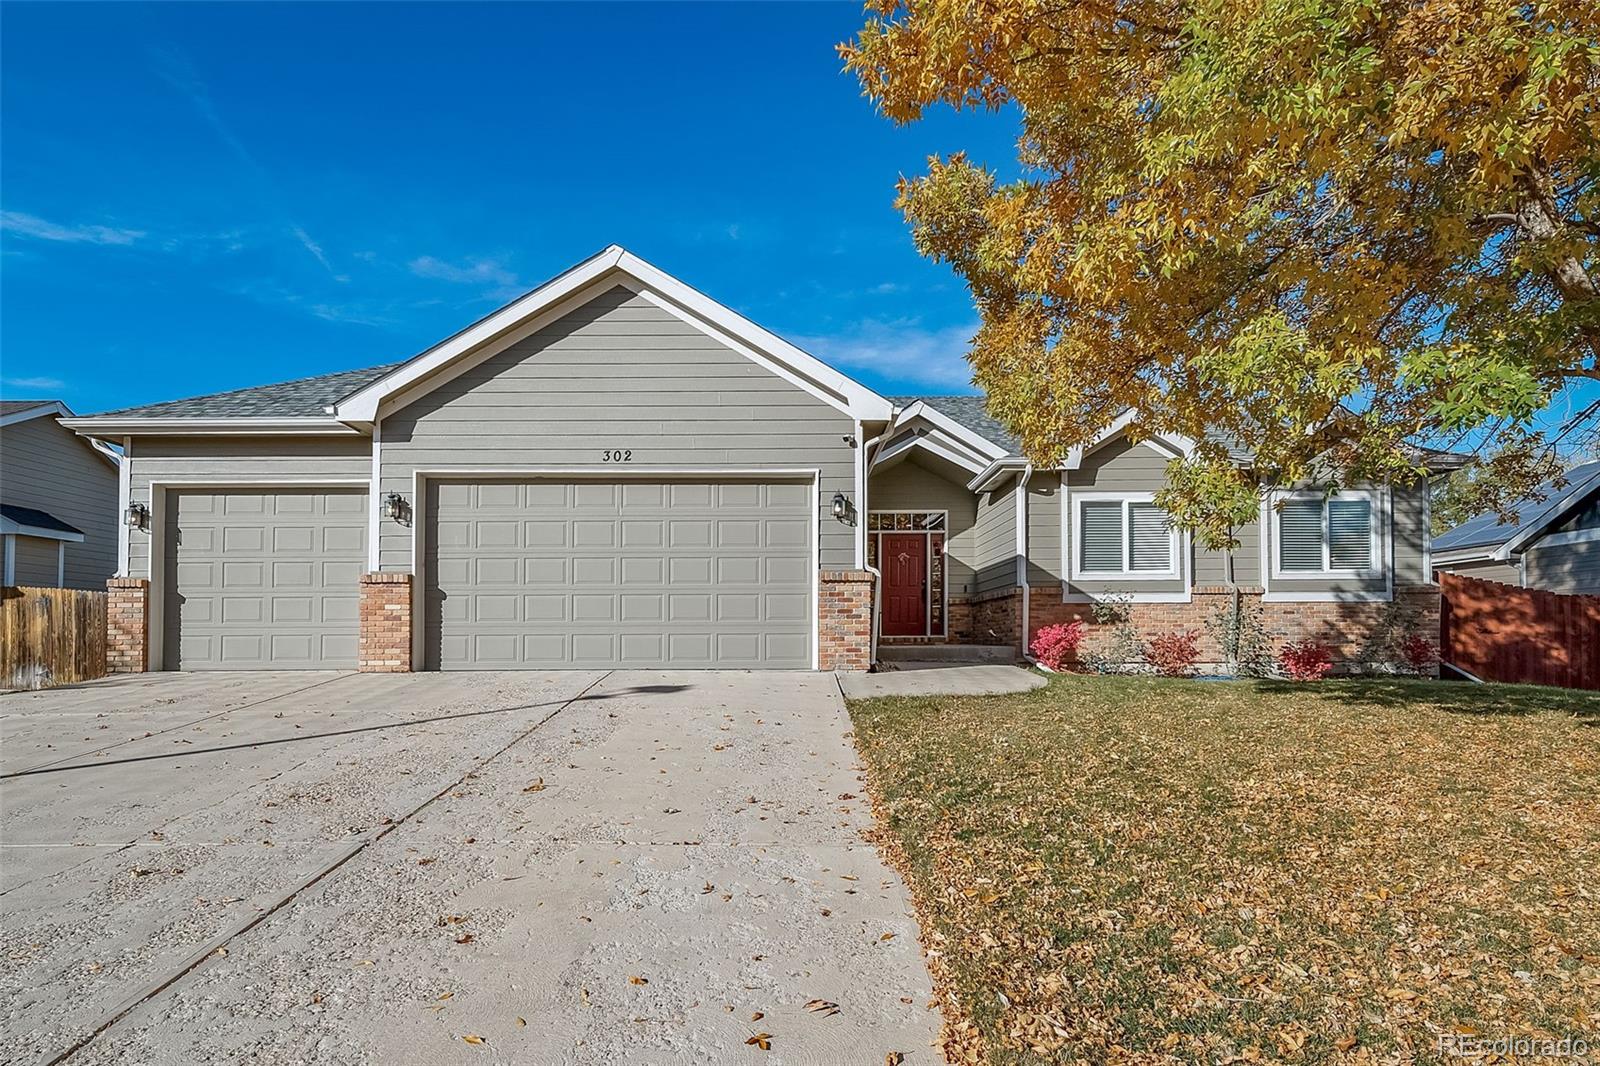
[848,675,1600,1064]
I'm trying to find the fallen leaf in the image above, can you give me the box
[515,1016,526,1028]
[745,1033,773,1050]
[886,1054,904,1066]
[461,1034,485,1046]
[879,932,896,941]
[751,1011,764,1021]
[702,882,716,894]
[522,779,545,793]
[628,975,648,985]
[455,933,475,944]
[437,992,454,1001]
[804,999,841,1017]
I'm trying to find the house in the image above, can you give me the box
[1,400,120,589]
[62,246,1446,674]
[1432,461,1600,594]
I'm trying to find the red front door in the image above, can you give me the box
[881,533,927,636]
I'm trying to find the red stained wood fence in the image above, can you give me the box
[1439,571,1600,690]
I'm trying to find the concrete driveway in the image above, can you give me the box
[0,670,940,1065]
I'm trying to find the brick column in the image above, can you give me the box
[107,577,150,673]
[359,572,412,673]
[818,569,874,672]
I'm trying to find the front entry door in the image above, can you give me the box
[881,533,927,636]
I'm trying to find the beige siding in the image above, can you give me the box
[1525,539,1600,594]
[1,415,119,589]
[972,477,1018,594]
[126,436,373,580]
[869,455,980,597]
[379,286,855,571]
[1026,472,1062,584]
[11,535,60,586]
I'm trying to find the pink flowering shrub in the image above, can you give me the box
[1030,621,1087,671]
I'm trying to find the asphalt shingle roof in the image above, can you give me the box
[891,394,1020,453]
[94,363,402,418]
[0,503,84,537]
[0,399,60,417]
[1432,460,1600,553]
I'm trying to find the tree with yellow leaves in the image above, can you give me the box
[842,0,1599,546]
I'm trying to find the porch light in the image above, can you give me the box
[125,502,148,530]
[830,491,854,525]
[381,492,406,521]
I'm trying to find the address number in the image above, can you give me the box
[602,449,633,462]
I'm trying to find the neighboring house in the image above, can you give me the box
[61,246,1450,674]
[1,400,120,589]
[1432,461,1600,594]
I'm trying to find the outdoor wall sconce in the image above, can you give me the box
[381,492,410,525]
[830,491,856,526]
[125,501,149,530]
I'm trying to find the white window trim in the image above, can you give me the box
[1268,488,1386,581]
[1068,491,1182,581]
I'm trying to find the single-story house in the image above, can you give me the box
[63,246,1448,673]
[1432,460,1600,594]
[1,400,120,589]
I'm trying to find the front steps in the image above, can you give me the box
[877,643,1020,665]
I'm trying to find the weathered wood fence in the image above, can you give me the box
[1,586,107,690]
[1439,571,1600,690]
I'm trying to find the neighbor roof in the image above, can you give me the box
[93,363,402,419]
[0,503,84,538]
[1433,460,1600,556]
[1,399,57,417]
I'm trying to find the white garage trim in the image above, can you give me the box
[145,479,371,670]
[404,467,822,671]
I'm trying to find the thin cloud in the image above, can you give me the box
[2,375,68,392]
[793,318,980,391]
[151,45,336,276]
[0,210,144,246]
[408,255,525,300]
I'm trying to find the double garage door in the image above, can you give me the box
[162,479,814,671]
[424,478,814,670]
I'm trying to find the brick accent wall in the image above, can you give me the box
[819,569,873,671]
[106,577,150,673]
[359,572,413,673]
[1028,584,1441,672]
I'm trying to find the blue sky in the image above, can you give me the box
[1,2,1022,414]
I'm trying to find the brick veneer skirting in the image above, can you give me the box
[359,572,413,673]
[1021,584,1442,672]
[819,569,874,671]
[107,577,150,673]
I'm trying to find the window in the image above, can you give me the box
[1274,492,1378,574]
[1072,495,1177,578]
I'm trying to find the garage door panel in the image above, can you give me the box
[164,489,366,670]
[425,477,812,669]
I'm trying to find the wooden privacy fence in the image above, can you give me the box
[1,586,107,690]
[1439,571,1600,690]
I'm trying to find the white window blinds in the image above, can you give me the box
[1129,502,1171,571]
[1079,501,1125,572]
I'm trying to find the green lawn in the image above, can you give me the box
[847,675,1600,1064]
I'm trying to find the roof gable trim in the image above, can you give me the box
[338,246,893,424]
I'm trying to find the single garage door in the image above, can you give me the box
[163,488,367,669]
[424,478,814,670]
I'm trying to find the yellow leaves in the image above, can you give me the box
[744,1032,773,1050]
[461,1034,485,1046]
[521,778,545,793]
[627,975,648,985]
[804,999,841,1017]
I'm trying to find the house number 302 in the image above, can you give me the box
[602,449,633,462]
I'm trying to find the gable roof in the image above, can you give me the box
[63,247,894,433]
[1433,460,1600,558]
[0,503,86,540]
[891,395,1020,454]
[0,399,71,426]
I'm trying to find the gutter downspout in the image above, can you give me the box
[861,428,890,669]
[1017,464,1035,665]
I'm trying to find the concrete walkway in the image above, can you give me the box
[1,670,940,1065]
[838,662,1047,699]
